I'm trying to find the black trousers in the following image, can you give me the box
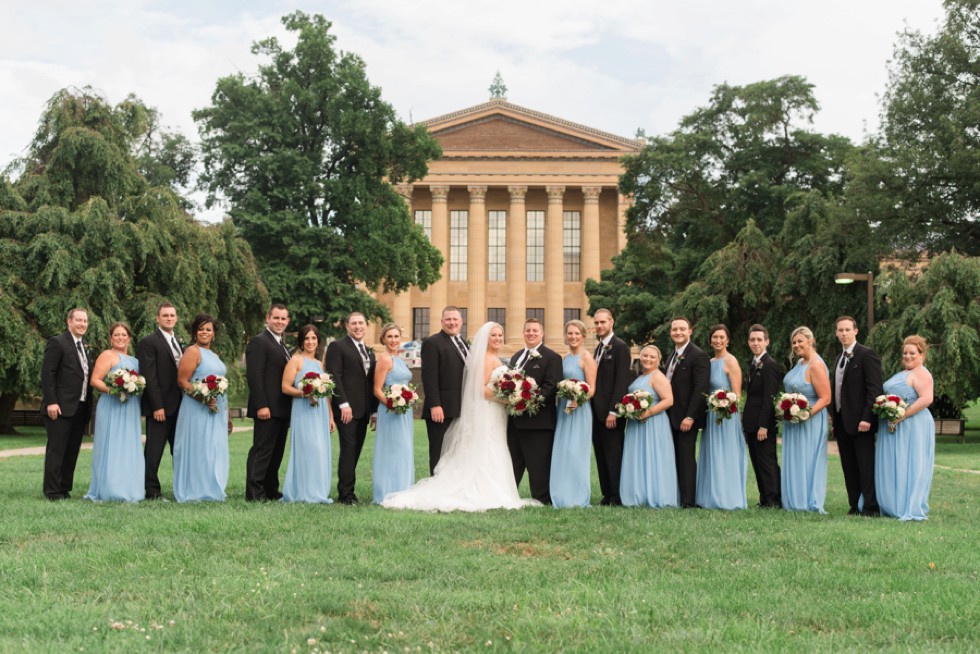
[744,429,781,507]
[671,426,699,507]
[592,415,625,505]
[424,415,455,475]
[336,415,370,501]
[507,425,554,505]
[246,416,289,500]
[144,410,178,498]
[43,403,89,499]
[834,417,878,512]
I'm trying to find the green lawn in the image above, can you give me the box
[1,420,978,652]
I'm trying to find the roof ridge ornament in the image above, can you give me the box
[489,71,507,100]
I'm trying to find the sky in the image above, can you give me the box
[0,0,946,217]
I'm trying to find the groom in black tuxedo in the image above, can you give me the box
[325,311,378,504]
[742,324,783,508]
[245,303,292,501]
[589,308,632,506]
[41,307,93,500]
[420,306,466,474]
[831,315,883,516]
[137,302,183,499]
[664,317,711,508]
[507,318,562,504]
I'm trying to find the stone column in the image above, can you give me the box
[466,185,488,329]
[505,185,527,347]
[545,185,565,346]
[392,185,414,334]
[428,186,450,322]
[618,193,631,253]
[582,186,602,313]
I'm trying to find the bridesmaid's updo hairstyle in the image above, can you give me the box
[379,323,401,344]
[903,335,928,361]
[790,326,816,348]
[189,314,218,343]
[564,319,587,344]
[640,344,663,364]
[107,321,133,342]
[709,324,731,340]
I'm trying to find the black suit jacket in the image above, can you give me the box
[831,342,883,433]
[508,345,562,431]
[741,352,782,433]
[40,331,93,418]
[246,329,292,419]
[137,330,182,417]
[590,335,633,418]
[421,330,465,419]
[324,335,378,419]
[665,342,711,431]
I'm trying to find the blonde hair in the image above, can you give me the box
[379,322,401,343]
[640,344,662,364]
[564,319,587,344]
[903,335,928,362]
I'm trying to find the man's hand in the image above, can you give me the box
[680,417,694,432]
[605,413,617,429]
[756,427,768,442]
[46,404,61,420]
[256,407,271,420]
[340,406,353,424]
[153,409,166,422]
[858,420,871,432]
[431,406,445,423]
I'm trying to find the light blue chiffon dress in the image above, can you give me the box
[282,357,334,504]
[85,354,145,502]
[620,374,678,508]
[875,369,934,520]
[695,359,748,510]
[373,356,415,503]
[173,348,229,502]
[781,357,828,513]
[550,354,593,508]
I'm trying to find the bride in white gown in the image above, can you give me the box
[382,322,536,512]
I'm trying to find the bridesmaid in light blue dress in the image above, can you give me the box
[696,325,747,510]
[875,335,935,521]
[780,326,831,514]
[620,345,678,508]
[281,324,335,503]
[85,322,145,502]
[550,320,597,508]
[173,315,230,503]
[373,323,415,503]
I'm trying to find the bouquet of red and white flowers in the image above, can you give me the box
[706,389,738,425]
[557,378,590,414]
[615,390,653,421]
[774,392,812,423]
[383,383,419,415]
[190,374,229,413]
[492,369,544,417]
[297,371,335,407]
[104,368,146,404]
[872,394,908,432]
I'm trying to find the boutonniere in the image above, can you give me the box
[529,350,542,361]
[753,360,764,371]
[677,354,685,363]
[844,351,854,363]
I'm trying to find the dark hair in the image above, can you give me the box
[296,324,322,358]
[709,324,730,340]
[836,315,858,330]
[157,302,176,315]
[269,303,288,315]
[346,311,366,324]
[189,314,218,343]
[67,307,87,321]
[107,322,133,347]
[524,318,543,328]
[670,316,692,329]
[748,323,769,340]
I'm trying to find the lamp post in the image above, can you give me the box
[834,271,874,333]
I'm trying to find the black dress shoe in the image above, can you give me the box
[848,508,860,516]
[339,495,358,505]
[599,497,611,506]
[270,491,284,500]
[861,510,880,517]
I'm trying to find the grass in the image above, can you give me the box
[1,420,978,652]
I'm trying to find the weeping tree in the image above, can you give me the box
[0,88,268,433]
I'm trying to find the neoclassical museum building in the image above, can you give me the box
[378,96,642,354]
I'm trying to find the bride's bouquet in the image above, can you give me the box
[297,370,335,406]
[557,378,590,414]
[104,368,146,404]
[774,392,812,423]
[615,390,653,421]
[872,393,908,432]
[189,374,229,413]
[705,389,738,425]
[492,369,544,417]
[383,383,419,415]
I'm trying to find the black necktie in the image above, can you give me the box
[594,342,604,360]
[170,336,182,361]
[279,338,290,361]
[839,352,847,369]
[76,341,87,367]
[357,342,370,373]
[454,336,468,360]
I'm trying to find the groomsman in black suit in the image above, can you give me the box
[245,304,292,501]
[664,317,711,508]
[589,308,632,506]
[420,306,467,474]
[137,302,183,499]
[831,315,884,516]
[41,307,93,500]
[742,324,783,508]
[325,311,378,504]
[507,318,562,504]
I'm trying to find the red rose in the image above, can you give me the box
[784,410,792,420]
[114,377,125,386]
[207,380,217,390]
[796,399,807,408]
[888,395,901,403]
[716,390,727,400]
[502,381,515,391]
[622,395,632,404]
[386,398,394,409]
[302,384,313,395]
[780,399,792,410]
[205,375,216,382]
[729,405,738,414]
[515,400,527,412]
[401,389,414,400]
[522,380,533,391]
[304,371,319,379]
[521,390,532,400]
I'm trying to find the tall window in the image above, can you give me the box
[563,308,581,325]
[488,308,506,328]
[458,308,468,340]
[412,308,430,340]
[450,210,468,281]
[488,210,507,281]
[526,308,544,324]
[526,211,544,282]
[563,211,581,281]
[414,210,432,240]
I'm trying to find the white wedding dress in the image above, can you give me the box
[382,322,535,512]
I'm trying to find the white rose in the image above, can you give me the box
[789,404,801,416]
[896,407,906,418]
[218,379,229,392]
[625,405,635,413]
[125,382,137,393]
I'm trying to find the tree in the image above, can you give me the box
[194,11,443,329]
[0,88,268,433]
[852,0,980,255]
